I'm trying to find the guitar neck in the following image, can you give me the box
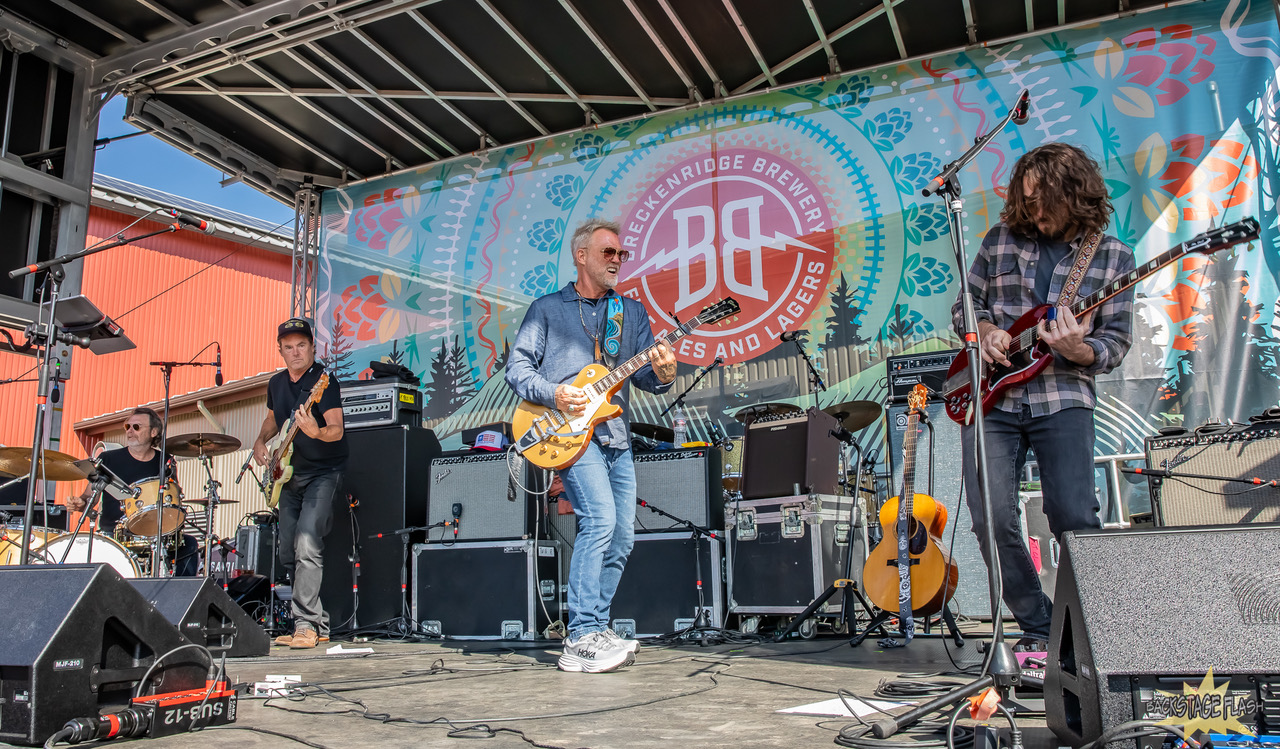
[585,316,705,398]
[900,411,919,508]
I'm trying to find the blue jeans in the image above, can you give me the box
[559,441,636,638]
[277,469,342,636]
[961,405,1101,639]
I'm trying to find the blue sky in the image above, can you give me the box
[93,96,297,227]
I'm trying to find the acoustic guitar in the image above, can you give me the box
[943,218,1259,425]
[264,372,329,509]
[863,384,959,624]
[512,297,740,470]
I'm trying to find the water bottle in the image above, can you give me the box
[672,403,687,447]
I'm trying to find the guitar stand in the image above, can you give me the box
[849,605,964,648]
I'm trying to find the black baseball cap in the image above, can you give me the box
[277,317,314,341]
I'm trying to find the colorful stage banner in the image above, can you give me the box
[318,0,1280,509]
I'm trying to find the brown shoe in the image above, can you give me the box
[289,629,320,649]
[273,634,293,647]
[319,635,330,643]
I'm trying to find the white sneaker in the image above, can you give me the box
[605,628,640,654]
[558,631,635,673]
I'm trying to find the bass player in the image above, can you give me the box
[951,142,1134,651]
[506,218,677,673]
[252,317,347,649]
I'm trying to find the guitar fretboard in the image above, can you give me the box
[586,317,702,398]
[900,410,920,516]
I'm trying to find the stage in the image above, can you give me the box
[129,622,1060,749]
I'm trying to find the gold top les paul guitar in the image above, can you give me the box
[513,297,740,471]
[264,372,330,509]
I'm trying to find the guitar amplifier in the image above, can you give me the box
[340,380,422,429]
[740,407,840,500]
[426,451,533,541]
[886,349,960,404]
[1144,421,1280,526]
[633,447,722,532]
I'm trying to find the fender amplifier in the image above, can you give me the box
[426,451,533,541]
[633,447,722,532]
[1144,422,1280,526]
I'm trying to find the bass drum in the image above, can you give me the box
[42,533,141,579]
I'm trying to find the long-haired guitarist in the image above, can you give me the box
[951,143,1134,651]
[252,317,348,649]
[505,219,677,673]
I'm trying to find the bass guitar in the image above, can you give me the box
[863,384,959,627]
[943,218,1260,425]
[512,297,740,470]
[264,372,330,509]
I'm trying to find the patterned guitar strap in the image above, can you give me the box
[600,295,624,367]
[1058,233,1101,310]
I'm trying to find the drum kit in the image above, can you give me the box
[0,432,244,579]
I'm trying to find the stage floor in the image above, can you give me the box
[128,621,1061,749]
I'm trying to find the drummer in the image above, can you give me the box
[66,408,201,576]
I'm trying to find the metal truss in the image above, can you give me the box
[291,187,322,321]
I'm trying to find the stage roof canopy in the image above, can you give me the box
[5,0,1190,204]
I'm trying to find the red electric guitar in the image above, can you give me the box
[943,218,1260,425]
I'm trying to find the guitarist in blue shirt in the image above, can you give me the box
[506,219,677,673]
[253,317,348,649]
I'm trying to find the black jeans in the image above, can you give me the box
[277,469,342,635]
[961,405,1102,639]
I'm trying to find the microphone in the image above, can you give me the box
[712,356,723,367]
[168,208,214,234]
[214,343,224,387]
[1011,89,1031,125]
[779,330,801,342]
[235,452,254,484]
[452,502,462,538]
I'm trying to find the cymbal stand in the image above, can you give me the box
[196,452,223,576]
[8,219,180,563]
[868,89,1029,740]
[56,464,110,564]
[830,427,871,634]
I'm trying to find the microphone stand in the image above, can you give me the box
[785,334,826,409]
[9,222,178,563]
[870,90,1027,740]
[635,497,722,642]
[657,357,723,426]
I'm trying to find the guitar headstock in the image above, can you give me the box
[1191,217,1260,256]
[695,297,741,326]
[312,372,330,399]
[907,383,927,414]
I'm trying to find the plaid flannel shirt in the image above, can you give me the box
[950,222,1135,417]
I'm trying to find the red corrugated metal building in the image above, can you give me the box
[0,175,292,460]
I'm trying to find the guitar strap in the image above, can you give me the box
[896,509,915,644]
[601,295,624,367]
[1057,232,1101,309]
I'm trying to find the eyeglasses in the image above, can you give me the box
[124,423,148,431]
[599,248,632,263]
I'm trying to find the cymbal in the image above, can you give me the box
[185,497,240,505]
[165,433,242,458]
[0,447,88,482]
[732,402,802,424]
[630,422,675,443]
[823,400,882,432]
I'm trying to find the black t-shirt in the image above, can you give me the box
[97,447,164,531]
[266,362,347,473]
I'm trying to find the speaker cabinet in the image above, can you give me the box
[1046,526,1280,747]
[128,577,270,658]
[0,565,211,746]
[741,407,840,500]
[427,451,533,541]
[633,447,722,532]
[611,532,724,637]
[1145,424,1280,525]
[321,425,440,631]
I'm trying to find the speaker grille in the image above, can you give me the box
[1146,425,1280,526]
[427,451,530,541]
[633,448,721,532]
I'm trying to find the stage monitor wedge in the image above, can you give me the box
[129,577,270,657]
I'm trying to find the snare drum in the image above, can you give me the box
[122,478,186,536]
[113,526,154,556]
[42,533,141,578]
[0,525,59,565]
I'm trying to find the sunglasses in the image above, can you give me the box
[124,423,149,431]
[599,248,632,262]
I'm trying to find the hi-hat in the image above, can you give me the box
[822,400,882,432]
[630,422,675,443]
[0,447,88,482]
[165,433,242,458]
[732,402,802,424]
